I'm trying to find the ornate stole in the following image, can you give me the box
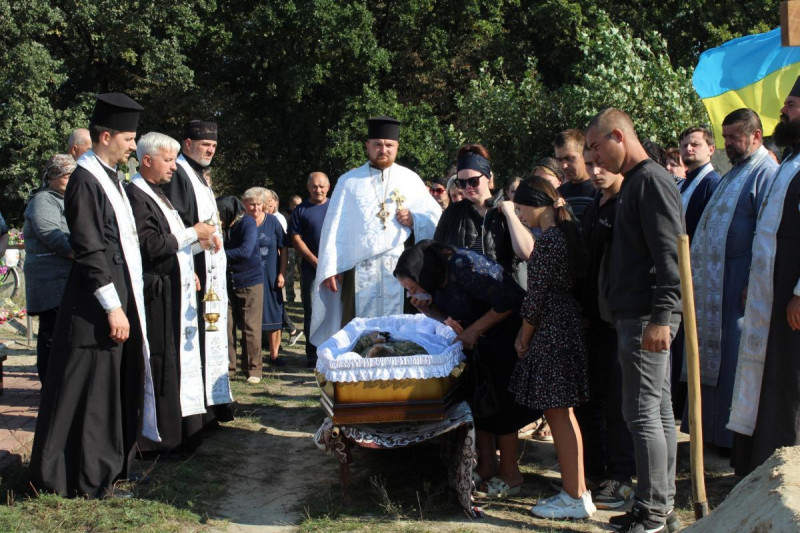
[681,163,713,214]
[131,175,206,416]
[691,147,767,386]
[176,155,233,406]
[728,151,800,436]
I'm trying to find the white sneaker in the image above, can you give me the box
[246,376,261,384]
[531,490,596,519]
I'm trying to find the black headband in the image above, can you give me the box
[457,152,492,176]
[513,180,557,207]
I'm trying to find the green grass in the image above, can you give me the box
[0,494,207,532]
[0,432,232,532]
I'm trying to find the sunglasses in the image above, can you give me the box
[455,175,484,189]
[430,187,446,195]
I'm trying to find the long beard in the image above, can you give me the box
[773,118,800,147]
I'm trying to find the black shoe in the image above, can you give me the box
[269,357,286,367]
[610,507,666,533]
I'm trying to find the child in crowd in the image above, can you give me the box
[507,177,594,519]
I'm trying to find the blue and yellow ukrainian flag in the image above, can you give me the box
[693,28,800,147]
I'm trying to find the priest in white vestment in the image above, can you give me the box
[310,116,441,347]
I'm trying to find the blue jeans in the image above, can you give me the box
[615,316,680,523]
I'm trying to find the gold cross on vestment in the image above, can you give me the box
[389,190,406,211]
[376,202,390,229]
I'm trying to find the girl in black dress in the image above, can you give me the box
[508,177,594,519]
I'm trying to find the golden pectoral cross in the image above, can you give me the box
[376,202,391,229]
[390,190,406,211]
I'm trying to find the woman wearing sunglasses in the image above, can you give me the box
[432,144,538,499]
[434,144,533,274]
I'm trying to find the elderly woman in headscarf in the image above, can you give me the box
[434,144,533,276]
[394,240,540,499]
[219,195,264,384]
[24,154,76,381]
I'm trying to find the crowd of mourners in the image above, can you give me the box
[12,75,800,533]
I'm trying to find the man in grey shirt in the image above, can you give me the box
[585,108,684,533]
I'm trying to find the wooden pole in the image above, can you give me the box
[781,1,800,46]
[677,235,709,519]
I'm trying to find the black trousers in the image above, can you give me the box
[301,269,317,361]
[574,322,636,481]
[36,308,59,382]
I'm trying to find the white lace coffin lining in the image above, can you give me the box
[316,314,465,383]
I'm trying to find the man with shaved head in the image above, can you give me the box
[585,108,684,533]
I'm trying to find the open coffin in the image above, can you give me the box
[315,314,466,424]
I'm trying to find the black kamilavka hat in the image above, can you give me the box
[89,93,143,131]
[367,116,401,140]
[184,120,218,141]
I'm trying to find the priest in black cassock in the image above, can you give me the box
[30,93,158,498]
[162,120,234,448]
[126,132,219,454]
[728,76,800,476]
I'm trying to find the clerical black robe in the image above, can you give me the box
[30,166,142,498]
[162,157,234,438]
[127,182,184,452]
[733,171,800,475]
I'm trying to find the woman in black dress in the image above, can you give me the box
[394,241,539,499]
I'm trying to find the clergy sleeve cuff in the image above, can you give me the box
[794,278,800,297]
[176,227,198,249]
[94,283,122,312]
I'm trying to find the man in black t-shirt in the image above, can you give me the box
[575,147,636,511]
[554,129,596,221]
[288,172,330,366]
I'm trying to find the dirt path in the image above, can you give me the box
[214,365,332,532]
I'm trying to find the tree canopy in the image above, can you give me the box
[0,0,779,222]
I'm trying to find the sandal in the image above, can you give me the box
[474,476,522,499]
[532,418,553,442]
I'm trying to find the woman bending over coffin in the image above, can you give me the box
[394,240,539,499]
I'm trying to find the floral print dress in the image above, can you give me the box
[508,226,589,410]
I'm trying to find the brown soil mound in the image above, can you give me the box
[685,446,800,532]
